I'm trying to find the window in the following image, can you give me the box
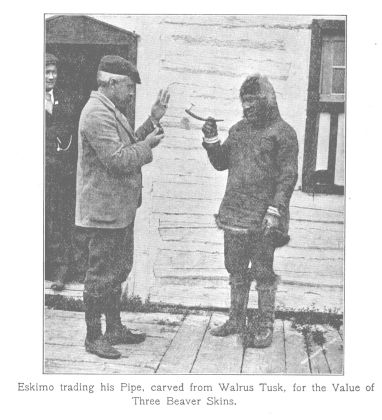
[302,19,346,195]
[320,34,345,102]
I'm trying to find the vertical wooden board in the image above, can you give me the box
[113,336,175,373]
[156,314,211,374]
[45,323,85,347]
[191,313,243,374]
[322,326,343,374]
[241,319,286,374]
[44,310,181,345]
[335,113,345,185]
[45,309,83,319]
[283,320,311,374]
[339,325,344,341]
[45,343,134,365]
[45,337,174,374]
[307,328,331,375]
[44,310,182,374]
[315,112,330,171]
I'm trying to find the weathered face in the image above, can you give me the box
[112,76,135,109]
[45,64,57,91]
[241,94,267,123]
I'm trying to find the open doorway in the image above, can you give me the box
[45,15,139,127]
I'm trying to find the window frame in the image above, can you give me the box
[319,33,346,102]
[302,19,346,195]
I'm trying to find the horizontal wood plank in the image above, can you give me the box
[149,281,343,312]
[155,249,343,276]
[154,183,344,213]
[152,197,344,223]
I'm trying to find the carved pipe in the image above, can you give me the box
[185,108,224,122]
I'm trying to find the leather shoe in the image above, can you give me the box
[104,324,146,345]
[51,280,65,291]
[85,336,121,359]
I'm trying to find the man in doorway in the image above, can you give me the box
[201,74,298,348]
[45,53,80,291]
[76,55,169,359]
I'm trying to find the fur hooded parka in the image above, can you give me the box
[203,74,299,237]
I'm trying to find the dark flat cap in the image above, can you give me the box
[98,55,141,84]
[46,53,59,66]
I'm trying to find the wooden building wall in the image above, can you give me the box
[95,15,344,311]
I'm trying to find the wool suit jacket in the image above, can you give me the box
[46,88,80,181]
[75,91,155,229]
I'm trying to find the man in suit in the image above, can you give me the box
[45,53,80,291]
[76,55,169,359]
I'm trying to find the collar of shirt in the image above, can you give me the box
[46,89,54,103]
[96,91,116,110]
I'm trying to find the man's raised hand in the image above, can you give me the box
[151,89,170,122]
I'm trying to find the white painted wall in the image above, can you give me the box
[93,15,344,304]
[96,14,315,187]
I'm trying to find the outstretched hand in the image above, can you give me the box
[144,127,165,149]
[151,89,170,122]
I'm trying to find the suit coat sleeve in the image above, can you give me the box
[271,126,299,210]
[135,117,156,142]
[82,107,153,175]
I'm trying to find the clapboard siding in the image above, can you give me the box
[152,196,343,223]
[160,15,312,29]
[158,226,343,250]
[157,16,311,171]
[94,15,344,310]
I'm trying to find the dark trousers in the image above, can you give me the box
[45,174,75,282]
[224,231,277,287]
[78,222,134,307]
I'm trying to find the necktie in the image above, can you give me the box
[45,91,53,114]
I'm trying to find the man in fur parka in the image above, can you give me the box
[201,74,298,347]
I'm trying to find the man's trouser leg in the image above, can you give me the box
[81,227,133,359]
[45,177,71,289]
[71,227,89,284]
[245,237,278,348]
[101,222,146,345]
[210,231,251,337]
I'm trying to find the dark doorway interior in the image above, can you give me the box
[46,15,138,128]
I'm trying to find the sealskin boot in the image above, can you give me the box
[84,293,121,359]
[210,277,250,337]
[246,282,277,348]
[104,290,146,345]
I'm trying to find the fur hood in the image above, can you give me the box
[240,74,280,127]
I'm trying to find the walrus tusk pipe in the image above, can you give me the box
[185,106,224,122]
